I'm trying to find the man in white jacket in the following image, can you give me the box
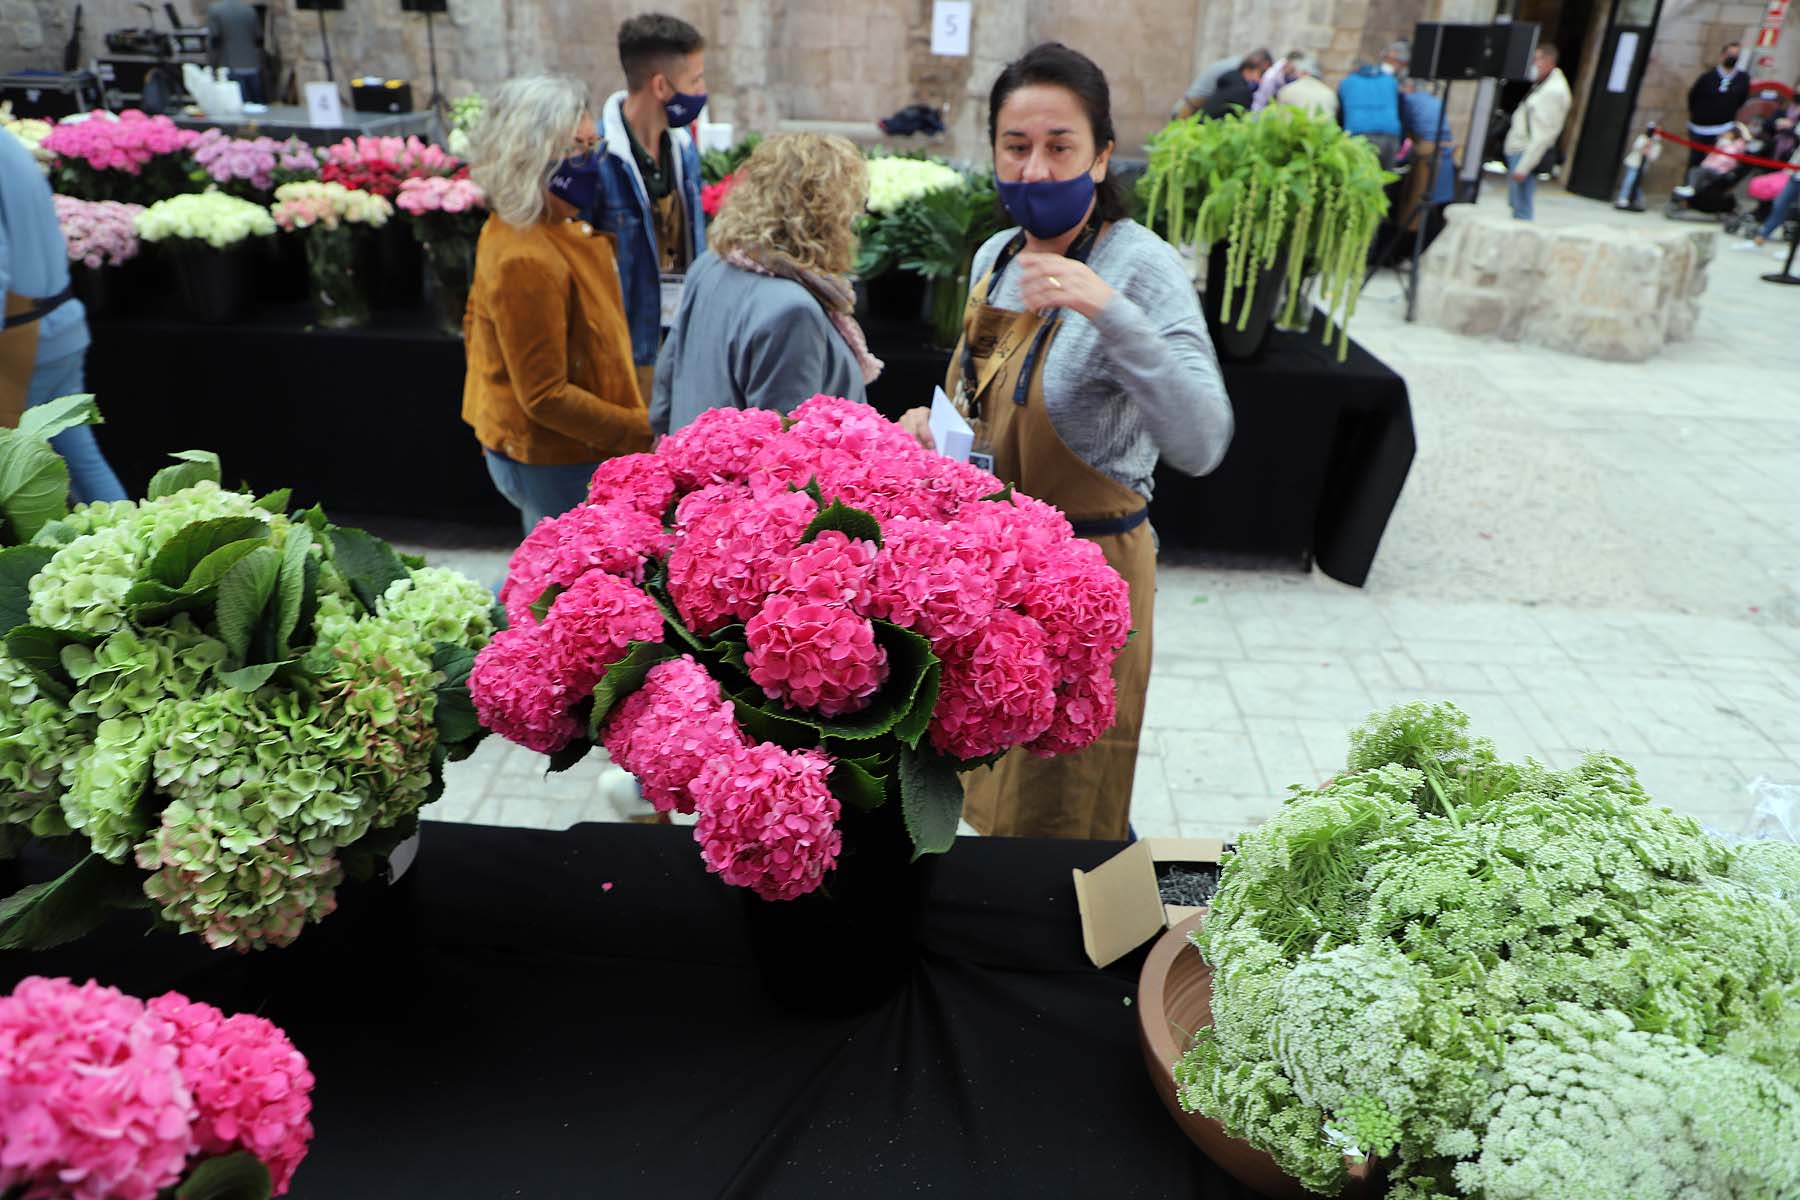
[1502,44,1572,221]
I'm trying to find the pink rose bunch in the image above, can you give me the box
[395,174,486,215]
[701,172,738,217]
[42,110,197,175]
[54,195,144,268]
[188,127,282,194]
[320,134,463,178]
[0,977,313,1200]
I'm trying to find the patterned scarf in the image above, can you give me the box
[722,248,884,385]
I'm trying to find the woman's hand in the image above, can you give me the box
[1015,252,1115,320]
[899,407,936,450]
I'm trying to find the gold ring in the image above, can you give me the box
[1050,276,1063,288]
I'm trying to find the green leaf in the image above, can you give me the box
[175,1152,273,1200]
[4,624,93,702]
[339,815,420,885]
[898,747,964,860]
[252,487,292,514]
[146,450,222,501]
[215,546,282,664]
[0,853,152,951]
[32,519,79,547]
[399,551,427,570]
[978,484,1015,503]
[891,648,941,751]
[528,582,567,625]
[0,545,53,636]
[324,525,408,614]
[829,758,889,812]
[297,503,329,531]
[218,662,286,691]
[546,738,592,774]
[801,498,883,549]
[29,806,70,839]
[0,822,30,860]
[273,526,313,656]
[147,517,270,588]
[586,641,678,737]
[0,431,71,544]
[16,393,101,442]
[724,620,938,747]
[431,642,482,745]
[728,686,824,751]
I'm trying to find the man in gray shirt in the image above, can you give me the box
[206,1,266,103]
[1174,48,1272,119]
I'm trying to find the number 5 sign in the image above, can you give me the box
[931,0,972,56]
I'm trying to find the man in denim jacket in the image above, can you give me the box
[587,13,708,398]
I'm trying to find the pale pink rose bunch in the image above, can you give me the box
[53,195,144,268]
[41,110,198,174]
[188,128,282,191]
[0,977,314,1200]
[394,174,485,215]
[320,134,460,176]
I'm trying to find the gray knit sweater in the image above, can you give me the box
[969,219,1233,499]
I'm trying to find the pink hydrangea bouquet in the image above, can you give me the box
[187,129,318,199]
[0,975,314,1199]
[54,195,144,269]
[42,110,201,205]
[470,396,1132,901]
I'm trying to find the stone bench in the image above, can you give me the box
[1416,206,1714,361]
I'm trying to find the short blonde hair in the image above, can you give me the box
[468,74,590,228]
[708,133,867,276]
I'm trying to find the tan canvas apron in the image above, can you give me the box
[0,293,45,429]
[943,257,1156,842]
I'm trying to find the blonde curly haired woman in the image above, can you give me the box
[650,133,880,434]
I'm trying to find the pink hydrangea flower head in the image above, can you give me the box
[929,609,1058,761]
[538,570,666,695]
[500,502,674,626]
[1027,665,1118,757]
[655,405,785,488]
[1018,536,1133,678]
[600,655,748,813]
[913,453,1006,521]
[666,488,817,634]
[0,976,196,1200]
[673,481,752,529]
[766,530,877,608]
[691,742,842,900]
[145,994,314,1196]
[744,595,889,717]
[468,625,584,754]
[865,515,998,643]
[950,495,1073,606]
[585,453,676,518]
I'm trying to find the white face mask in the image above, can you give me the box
[1527,63,1542,82]
[1380,61,1397,76]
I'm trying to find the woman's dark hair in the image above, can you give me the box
[987,43,1131,223]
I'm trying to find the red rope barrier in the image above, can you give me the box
[1651,126,1800,172]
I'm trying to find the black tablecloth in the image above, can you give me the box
[0,822,1248,1199]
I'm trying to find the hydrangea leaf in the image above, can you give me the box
[147,516,270,588]
[978,483,1015,503]
[252,487,293,514]
[16,393,100,442]
[0,428,71,544]
[727,686,823,751]
[339,815,421,886]
[546,737,593,775]
[4,623,95,703]
[586,640,678,737]
[0,544,55,636]
[528,582,567,625]
[174,1150,273,1200]
[0,853,152,952]
[431,643,483,746]
[274,526,314,656]
[215,545,282,665]
[898,746,962,859]
[218,661,289,692]
[0,823,29,861]
[323,525,409,614]
[800,498,883,549]
[146,449,222,501]
[829,757,889,812]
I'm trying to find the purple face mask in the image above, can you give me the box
[548,150,601,214]
[996,169,1096,239]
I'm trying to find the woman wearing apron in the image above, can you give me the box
[901,43,1235,841]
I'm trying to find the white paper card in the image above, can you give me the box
[1607,32,1639,93]
[929,386,974,462]
[930,1,972,56]
[304,81,345,128]
[659,273,687,328]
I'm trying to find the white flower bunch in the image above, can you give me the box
[134,189,276,248]
[864,156,965,215]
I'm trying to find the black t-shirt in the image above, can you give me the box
[626,122,675,201]
[1203,73,1256,120]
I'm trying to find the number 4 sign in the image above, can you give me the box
[931,0,972,56]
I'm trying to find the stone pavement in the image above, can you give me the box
[399,184,1800,846]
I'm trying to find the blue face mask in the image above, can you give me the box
[663,90,707,127]
[996,169,1097,240]
[548,150,601,214]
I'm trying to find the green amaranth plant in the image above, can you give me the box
[1140,107,1394,360]
[1176,701,1800,1200]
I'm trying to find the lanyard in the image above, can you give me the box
[959,214,1105,415]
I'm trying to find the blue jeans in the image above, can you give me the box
[29,352,126,505]
[483,449,596,536]
[228,69,266,105]
[1506,153,1535,220]
[1616,163,1645,207]
[1759,174,1800,241]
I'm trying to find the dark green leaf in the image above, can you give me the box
[829,758,889,811]
[801,498,883,548]
[339,815,420,884]
[215,546,282,665]
[16,393,100,442]
[186,538,269,592]
[252,487,292,515]
[0,853,152,951]
[297,504,329,532]
[528,582,567,625]
[803,477,825,507]
[431,642,482,745]
[175,1152,273,1200]
[546,738,593,774]
[290,550,321,653]
[29,806,70,839]
[4,624,94,702]
[273,526,313,656]
[399,551,427,570]
[586,641,678,737]
[0,431,71,544]
[0,545,53,636]
[218,662,286,692]
[891,652,941,752]
[146,450,222,500]
[147,517,269,588]
[0,822,30,860]
[728,686,824,751]
[324,525,408,614]
[978,484,1015,503]
[898,747,964,860]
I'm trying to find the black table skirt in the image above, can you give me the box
[0,822,1250,1199]
[87,304,1411,585]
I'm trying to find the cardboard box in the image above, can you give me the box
[1073,837,1226,968]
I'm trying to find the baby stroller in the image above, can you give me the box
[1665,128,1759,222]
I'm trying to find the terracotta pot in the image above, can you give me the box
[1137,913,1379,1199]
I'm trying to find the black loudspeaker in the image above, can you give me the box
[400,0,448,10]
[1412,22,1539,81]
[295,0,345,10]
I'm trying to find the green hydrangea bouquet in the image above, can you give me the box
[0,397,497,952]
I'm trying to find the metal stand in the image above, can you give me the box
[422,8,447,118]
[1763,232,1800,285]
[316,6,335,83]
[1364,80,1455,322]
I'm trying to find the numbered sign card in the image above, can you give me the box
[931,1,972,56]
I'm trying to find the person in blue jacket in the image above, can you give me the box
[0,126,124,502]
[1338,59,1404,169]
[587,13,708,401]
